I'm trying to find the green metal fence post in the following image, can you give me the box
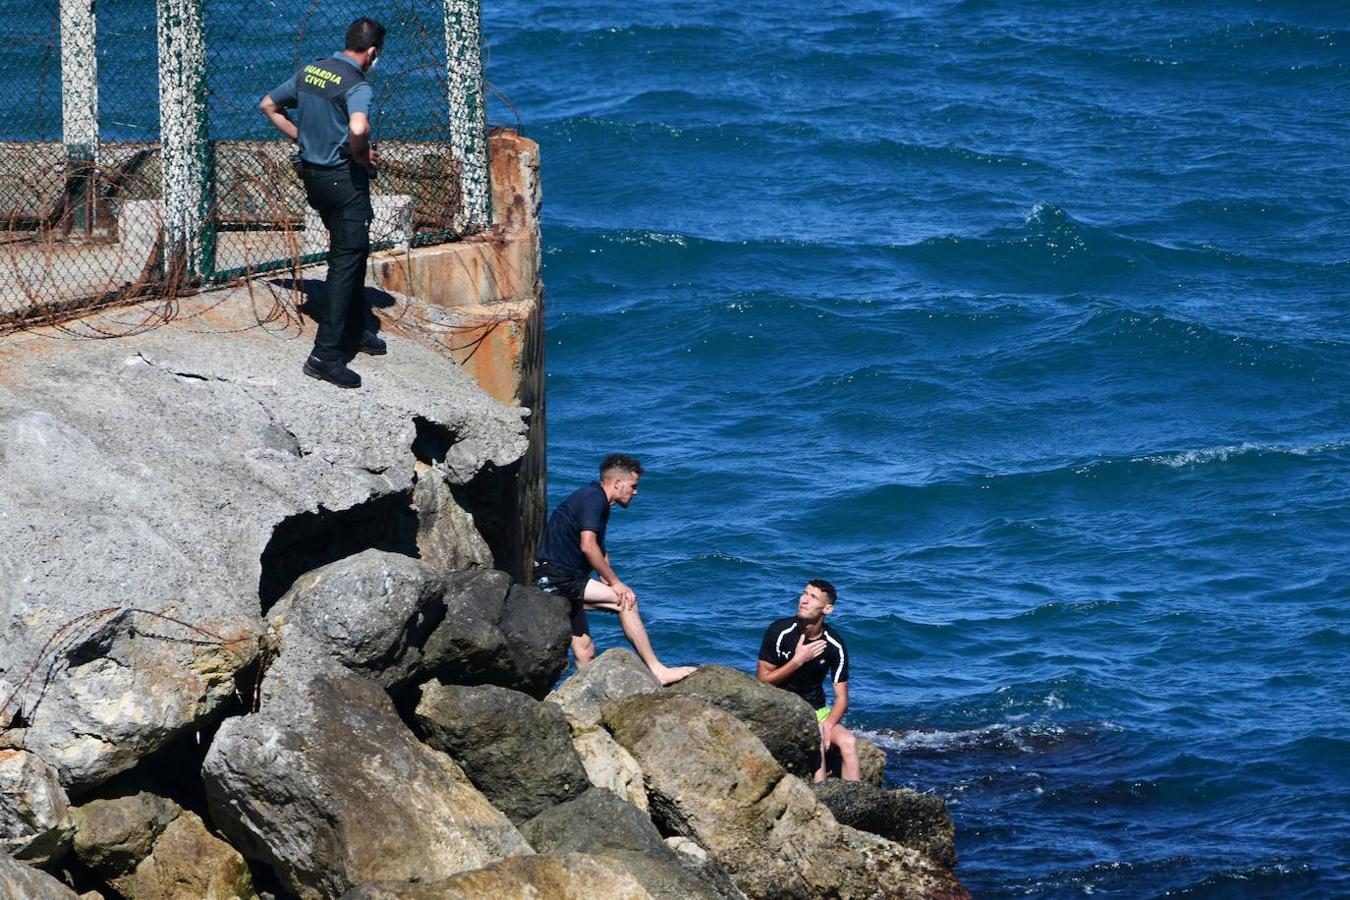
[156,0,213,280]
[443,0,491,233]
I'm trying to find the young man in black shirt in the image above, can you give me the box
[534,453,695,685]
[757,579,859,782]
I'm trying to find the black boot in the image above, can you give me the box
[355,330,387,355]
[303,355,361,389]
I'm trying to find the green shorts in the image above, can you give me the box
[816,706,831,723]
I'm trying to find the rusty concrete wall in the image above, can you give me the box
[371,128,546,581]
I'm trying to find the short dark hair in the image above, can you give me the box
[600,453,643,479]
[808,578,837,605]
[345,17,386,52]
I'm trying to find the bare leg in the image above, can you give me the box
[583,580,696,685]
[816,724,860,782]
[835,725,860,782]
[571,632,596,668]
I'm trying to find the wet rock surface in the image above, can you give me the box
[812,780,958,869]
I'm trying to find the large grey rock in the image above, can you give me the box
[569,722,648,812]
[421,571,570,698]
[602,694,968,900]
[0,611,258,792]
[269,550,449,690]
[545,649,661,727]
[414,682,588,823]
[0,850,79,899]
[0,288,528,792]
[522,790,744,900]
[0,749,74,865]
[666,665,820,777]
[811,781,957,869]
[70,789,180,876]
[269,554,569,697]
[520,787,666,856]
[497,585,573,698]
[202,649,531,899]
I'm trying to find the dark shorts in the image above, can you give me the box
[534,562,590,638]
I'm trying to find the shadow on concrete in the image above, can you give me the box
[268,277,396,341]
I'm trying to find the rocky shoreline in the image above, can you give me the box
[0,284,965,897]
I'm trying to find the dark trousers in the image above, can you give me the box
[302,162,373,363]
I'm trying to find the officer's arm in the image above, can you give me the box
[259,95,297,142]
[348,112,373,171]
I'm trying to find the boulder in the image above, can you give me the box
[70,789,179,876]
[602,694,967,899]
[811,781,957,869]
[666,665,819,777]
[0,285,529,793]
[0,611,258,792]
[339,853,651,899]
[519,787,666,856]
[546,649,660,727]
[411,459,495,571]
[271,557,570,698]
[420,571,570,699]
[413,682,588,823]
[497,585,573,698]
[0,850,79,899]
[268,550,449,690]
[202,649,530,899]
[569,722,648,813]
[602,849,746,900]
[522,790,744,900]
[111,809,256,900]
[0,749,75,865]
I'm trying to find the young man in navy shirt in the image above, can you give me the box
[757,579,859,782]
[534,453,695,685]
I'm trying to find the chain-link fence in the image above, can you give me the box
[0,0,490,331]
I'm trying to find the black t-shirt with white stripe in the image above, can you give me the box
[758,616,849,710]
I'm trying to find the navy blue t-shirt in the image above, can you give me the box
[535,482,609,576]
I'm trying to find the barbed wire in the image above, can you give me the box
[0,606,258,738]
[0,1,495,342]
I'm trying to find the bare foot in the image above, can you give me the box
[654,664,697,686]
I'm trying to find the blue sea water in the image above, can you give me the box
[481,1,1350,896]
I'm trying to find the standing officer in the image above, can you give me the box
[260,17,387,389]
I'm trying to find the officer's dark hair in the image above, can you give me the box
[345,17,386,53]
[807,578,837,605]
[600,453,643,479]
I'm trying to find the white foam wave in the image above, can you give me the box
[1132,438,1350,469]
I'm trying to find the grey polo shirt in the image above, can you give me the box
[268,53,373,167]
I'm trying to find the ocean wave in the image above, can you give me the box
[1126,439,1350,469]
[858,719,1112,756]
